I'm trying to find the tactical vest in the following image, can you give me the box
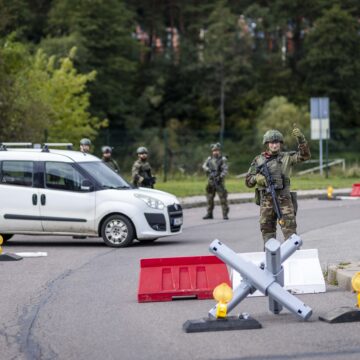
[208,157,223,172]
[257,154,290,193]
[138,161,152,180]
[104,158,118,172]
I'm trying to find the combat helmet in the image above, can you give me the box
[210,142,221,151]
[80,138,92,146]
[263,130,284,144]
[137,146,148,154]
[102,145,112,154]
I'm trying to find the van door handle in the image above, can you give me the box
[32,194,38,205]
[41,194,46,206]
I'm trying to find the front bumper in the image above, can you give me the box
[139,204,183,239]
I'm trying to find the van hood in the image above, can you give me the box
[101,187,179,206]
[132,187,179,205]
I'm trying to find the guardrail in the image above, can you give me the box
[297,159,345,175]
[236,158,346,178]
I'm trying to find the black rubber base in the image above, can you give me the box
[319,307,360,323]
[0,253,23,261]
[183,316,262,333]
[318,195,341,201]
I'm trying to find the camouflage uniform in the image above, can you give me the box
[132,159,154,188]
[103,157,120,173]
[245,129,311,243]
[203,144,229,219]
[101,146,120,173]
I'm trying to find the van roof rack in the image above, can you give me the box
[0,142,33,151]
[42,143,73,152]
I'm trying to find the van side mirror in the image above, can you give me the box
[81,179,94,192]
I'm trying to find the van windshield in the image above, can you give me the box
[79,162,131,189]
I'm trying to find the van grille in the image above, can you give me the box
[167,204,183,232]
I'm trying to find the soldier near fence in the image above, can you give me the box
[245,127,311,244]
[102,146,120,173]
[202,143,229,220]
[131,146,156,188]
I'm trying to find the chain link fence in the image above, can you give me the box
[94,127,360,179]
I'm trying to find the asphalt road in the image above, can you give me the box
[1,198,360,360]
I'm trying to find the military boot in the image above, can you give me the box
[223,208,229,220]
[203,213,213,220]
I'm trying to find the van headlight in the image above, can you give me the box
[134,194,165,210]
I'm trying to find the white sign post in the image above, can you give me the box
[310,98,330,175]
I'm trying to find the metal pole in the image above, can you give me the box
[265,239,283,314]
[107,128,110,145]
[44,129,49,143]
[319,99,323,176]
[219,63,225,149]
[163,128,168,182]
[325,128,329,178]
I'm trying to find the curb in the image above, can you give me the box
[327,262,360,291]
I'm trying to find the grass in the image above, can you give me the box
[155,175,358,198]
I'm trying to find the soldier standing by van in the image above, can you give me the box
[202,143,229,220]
[102,146,120,173]
[80,138,91,153]
[131,147,156,188]
[245,127,311,244]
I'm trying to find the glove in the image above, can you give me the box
[292,128,306,144]
[255,174,267,187]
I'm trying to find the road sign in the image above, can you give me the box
[310,97,330,175]
[310,97,330,140]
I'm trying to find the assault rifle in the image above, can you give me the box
[256,160,285,226]
[209,170,222,191]
[142,175,156,188]
[134,173,156,188]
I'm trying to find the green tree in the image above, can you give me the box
[300,5,360,128]
[0,40,104,143]
[201,0,253,146]
[256,96,309,147]
[46,0,139,126]
[39,48,107,143]
[0,0,53,42]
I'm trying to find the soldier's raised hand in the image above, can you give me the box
[292,127,306,144]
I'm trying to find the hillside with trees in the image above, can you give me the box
[1,0,359,173]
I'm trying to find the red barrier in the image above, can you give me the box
[350,183,360,197]
[138,255,230,302]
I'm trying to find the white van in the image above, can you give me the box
[0,145,183,247]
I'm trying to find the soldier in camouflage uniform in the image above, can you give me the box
[202,143,229,220]
[131,146,156,188]
[245,127,311,244]
[102,146,120,173]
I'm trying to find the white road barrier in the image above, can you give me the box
[231,249,325,296]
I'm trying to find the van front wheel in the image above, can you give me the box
[101,215,134,248]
